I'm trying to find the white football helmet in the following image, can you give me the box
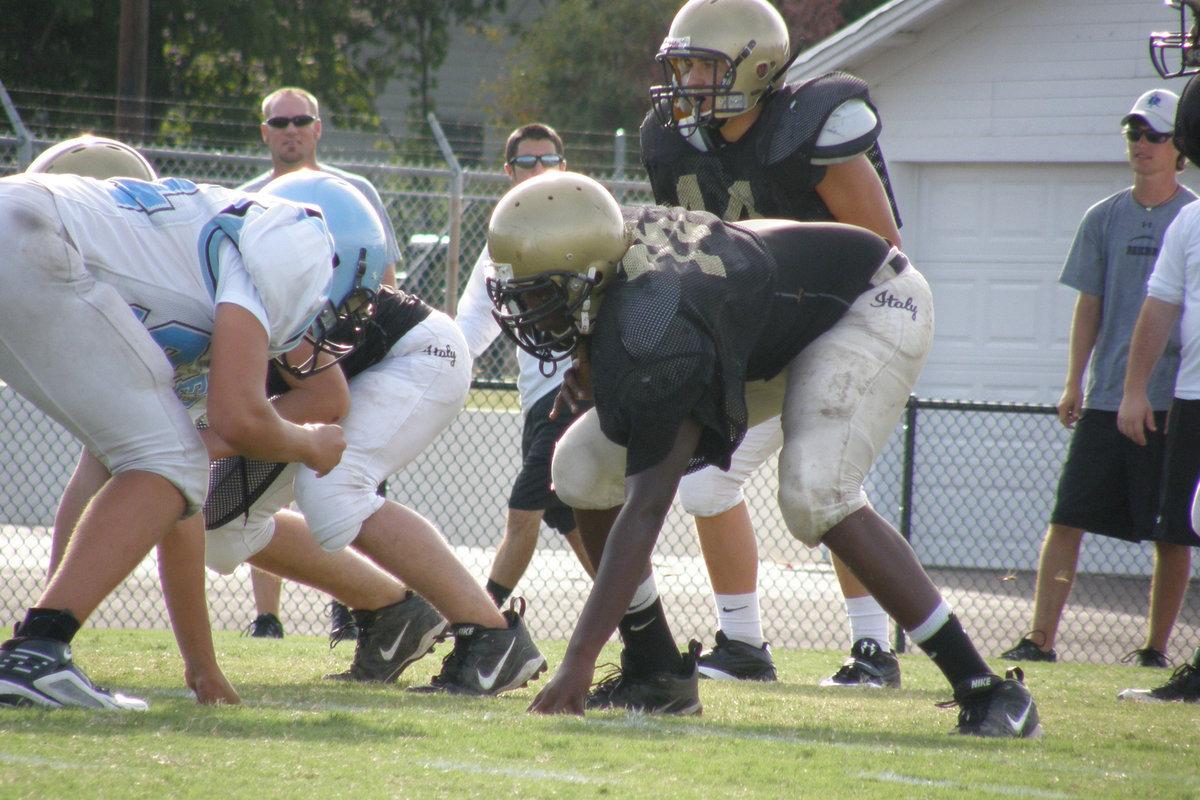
[650,0,790,135]
[27,135,157,180]
[486,172,628,365]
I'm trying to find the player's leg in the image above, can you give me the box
[998,523,1081,662]
[246,568,285,638]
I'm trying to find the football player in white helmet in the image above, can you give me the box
[489,171,1041,738]
[639,0,906,690]
[0,159,349,710]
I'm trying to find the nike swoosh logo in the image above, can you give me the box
[629,619,655,631]
[721,605,748,613]
[379,621,411,661]
[1006,699,1032,734]
[476,639,517,691]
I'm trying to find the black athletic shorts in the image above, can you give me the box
[1153,398,1200,547]
[1050,408,1167,542]
[507,387,590,534]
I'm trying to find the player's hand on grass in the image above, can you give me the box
[528,656,595,716]
[185,664,242,706]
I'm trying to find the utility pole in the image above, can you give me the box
[115,0,149,142]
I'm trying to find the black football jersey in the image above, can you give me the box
[639,72,899,226]
[591,206,890,476]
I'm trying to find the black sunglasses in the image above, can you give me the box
[265,114,318,129]
[507,153,564,169]
[1124,127,1172,144]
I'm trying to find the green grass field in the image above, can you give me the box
[2,630,1197,800]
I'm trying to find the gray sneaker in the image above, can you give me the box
[408,598,547,696]
[0,637,148,711]
[325,592,447,683]
[945,668,1042,738]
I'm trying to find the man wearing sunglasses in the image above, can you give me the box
[240,86,403,644]
[1001,88,1196,669]
[456,123,598,612]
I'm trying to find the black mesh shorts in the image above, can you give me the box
[1153,398,1200,547]
[1050,408,1166,542]
[508,388,589,534]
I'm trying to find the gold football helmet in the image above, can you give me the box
[650,0,790,134]
[486,172,628,365]
[27,134,157,180]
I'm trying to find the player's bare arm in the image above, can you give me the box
[1058,293,1101,429]
[814,155,901,246]
[529,417,701,715]
[1118,296,1182,444]
[206,302,345,476]
[551,341,592,419]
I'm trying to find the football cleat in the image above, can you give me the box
[408,597,546,696]
[243,612,284,639]
[697,631,776,681]
[1118,647,1200,702]
[944,668,1042,738]
[820,638,901,688]
[325,592,447,683]
[327,600,360,646]
[586,640,703,715]
[1119,647,1170,669]
[0,637,148,711]
[998,634,1057,663]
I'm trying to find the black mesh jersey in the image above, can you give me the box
[639,72,899,227]
[591,206,890,477]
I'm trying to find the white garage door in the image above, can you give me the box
[904,162,1145,403]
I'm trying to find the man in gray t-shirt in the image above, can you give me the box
[1000,89,1195,667]
[237,86,402,644]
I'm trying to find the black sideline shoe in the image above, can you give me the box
[244,612,284,639]
[998,634,1057,663]
[328,600,360,646]
[325,592,447,683]
[408,598,546,696]
[1119,647,1200,702]
[945,668,1042,738]
[820,638,901,688]
[586,640,703,715]
[0,637,148,711]
[697,631,776,682]
[1119,647,1170,669]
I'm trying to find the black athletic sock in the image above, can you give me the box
[485,579,512,608]
[617,598,682,676]
[915,613,993,689]
[16,608,81,644]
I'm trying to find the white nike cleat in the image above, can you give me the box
[408,597,547,696]
[0,637,148,711]
[944,667,1043,739]
[324,592,447,683]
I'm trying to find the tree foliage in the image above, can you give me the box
[485,0,886,133]
[0,0,503,144]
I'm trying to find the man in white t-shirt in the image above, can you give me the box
[456,123,596,608]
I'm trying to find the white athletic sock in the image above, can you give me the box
[845,595,891,650]
[627,574,659,614]
[906,600,952,646]
[714,591,763,647]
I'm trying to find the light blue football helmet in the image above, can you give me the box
[258,169,389,376]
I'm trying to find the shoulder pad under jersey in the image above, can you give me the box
[757,72,878,166]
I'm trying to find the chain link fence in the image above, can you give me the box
[2,132,1199,666]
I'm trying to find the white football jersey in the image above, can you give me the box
[17,173,334,414]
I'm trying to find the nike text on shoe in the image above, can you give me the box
[998,634,1056,663]
[820,638,901,688]
[328,600,359,646]
[0,637,148,711]
[408,597,547,696]
[325,592,448,683]
[586,640,703,715]
[243,612,284,639]
[697,631,776,681]
[944,667,1042,739]
[1118,647,1200,702]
